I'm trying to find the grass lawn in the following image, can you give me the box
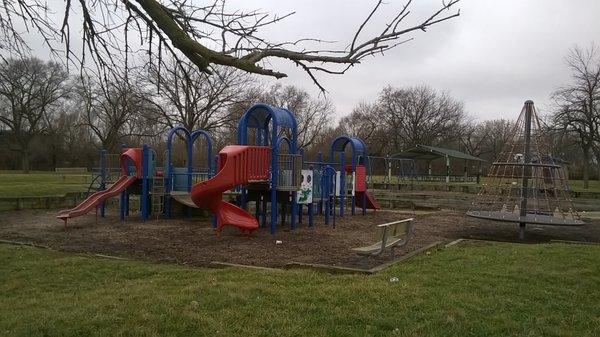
[567,179,600,193]
[1,241,599,336]
[0,171,92,197]
[0,170,598,197]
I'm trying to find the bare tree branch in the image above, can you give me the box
[1,0,460,91]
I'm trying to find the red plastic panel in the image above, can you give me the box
[192,145,271,233]
[354,165,367,192]
[120,148,143,177]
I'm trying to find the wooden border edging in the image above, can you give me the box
[444,239,464,247]
[368,241,444,273]
[549,239,600,246]
[210,261,284,272]
[284,262,373,275]
[0,238,52,250]
[94,254,130,260]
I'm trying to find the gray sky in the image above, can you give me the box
[16,0,600,122]
[231,0,600,121]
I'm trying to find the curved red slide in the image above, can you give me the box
[191,145,271,234]
[57,148,143,222]
[57,175,138,220]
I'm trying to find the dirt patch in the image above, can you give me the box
[1,208,599,269]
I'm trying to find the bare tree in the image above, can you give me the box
[143,59,251,132]
[2,0,460,91]
[75,72,155,152]
[460,119,513,160]
[376,85,467,152]
[552,44,600,188]
[340,103,380,141]
[260,84,334,149]
[0,57,69,172]
[338,102,389,155]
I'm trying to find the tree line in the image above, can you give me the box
[1,45,598,186]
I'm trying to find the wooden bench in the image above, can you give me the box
[352,218,414,256]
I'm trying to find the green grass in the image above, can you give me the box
[0,170,598,197]
[567,180,600,193]
[0,171,92,197]
[1,241,599,336]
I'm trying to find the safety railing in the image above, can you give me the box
[408,174,478,183]
[170,168,213,192]
[277,153,302,191]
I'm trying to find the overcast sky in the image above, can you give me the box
[228,0,600,121]
[16,0,600,122]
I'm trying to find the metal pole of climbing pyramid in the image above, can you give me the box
[466,100,584,240]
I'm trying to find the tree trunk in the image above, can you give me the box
[21,149,30,173]
[594,149,600,182]
[582,146,590,189]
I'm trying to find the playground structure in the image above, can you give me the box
[58,147,154,224]
[162,126,213,216]
[466,100,584,239]
[57,103,381,234]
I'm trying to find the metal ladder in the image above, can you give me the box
[152,176,165,217]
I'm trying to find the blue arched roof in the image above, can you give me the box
[240,103,297,130]
[330,135,368,154]
[237,103,298,152]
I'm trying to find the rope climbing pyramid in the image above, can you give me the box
[466,100,584,239]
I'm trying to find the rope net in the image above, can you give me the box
[466,101,583,226]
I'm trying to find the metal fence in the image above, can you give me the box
[367,156,416,185]
[277,153,302,191]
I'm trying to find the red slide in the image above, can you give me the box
[191,145,271,234]
[355,191,381,210]
[57,175,138,220]
[57,148,143,223]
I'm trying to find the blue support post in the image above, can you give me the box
[290,178,298,230]
[254,194,260,222]
[165,151,173,218]
[120,190,126,221]
[186,138,192,193]
[281,198,286,226]
[339,153,345,217]
[324,165,333,226]
[308,203,314,227]
[212,154,219,229]
[140,145,150,220]
[291,193,297,230]
[316,152,324,215]
[123,144,130,217]
[241,188,247,210]
[362,190,367,215]
[260,194,267,228]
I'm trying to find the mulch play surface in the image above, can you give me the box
[1,208,599,269]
